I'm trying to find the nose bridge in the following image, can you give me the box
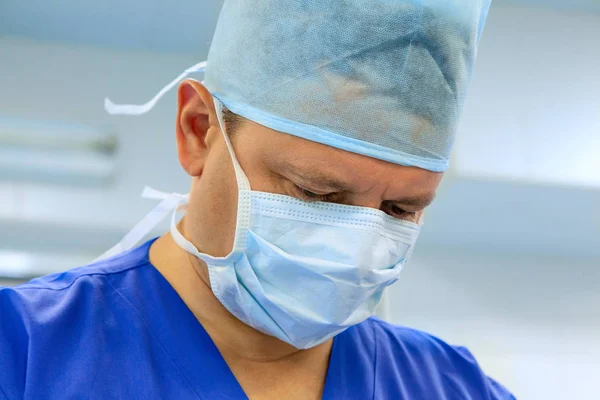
[346,182,387,210]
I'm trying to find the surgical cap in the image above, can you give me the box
[106,0,490,172]
[203,0,491,172]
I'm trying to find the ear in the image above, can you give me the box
[175,80,219,177]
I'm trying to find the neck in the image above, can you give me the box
[148,232,333,363]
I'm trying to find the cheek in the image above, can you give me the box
[184,151,239,257]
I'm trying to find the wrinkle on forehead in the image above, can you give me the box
[262,128,441,196]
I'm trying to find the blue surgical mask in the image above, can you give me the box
[99,98,421,349]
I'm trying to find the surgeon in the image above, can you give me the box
[0,0,515,399]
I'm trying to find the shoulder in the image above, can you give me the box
[361,317,516,400]
[0,240,155,398]
[366,316,472,361]
[0,240,154,319]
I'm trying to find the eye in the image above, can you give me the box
[300,188,320,199]
[293,185,334,202]
[385,203,417,221]
[390,204,406,215]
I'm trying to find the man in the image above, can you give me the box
[0,0,515,399]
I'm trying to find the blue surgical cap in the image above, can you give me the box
[203,0,491,172]
[105,0,491,172]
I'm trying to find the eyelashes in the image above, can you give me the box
[292,185,417,221]
[293,185,335,202]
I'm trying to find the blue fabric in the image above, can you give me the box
[0,240,515,399]
[204,0,492,172]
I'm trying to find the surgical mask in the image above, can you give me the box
[100,98,421,349]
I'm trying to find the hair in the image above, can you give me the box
[222,107,245,135]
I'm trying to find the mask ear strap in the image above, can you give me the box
[98,62,251,259]
[104,61,207,115]
[213,99,251,192]
[213,98,252,252]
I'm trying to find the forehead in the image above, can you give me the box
[235,119,443,196]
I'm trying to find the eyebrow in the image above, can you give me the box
[391,193,436,209]
[276,159,436,208]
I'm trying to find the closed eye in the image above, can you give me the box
[293,185,336,202]
[294,186,418,221]
[383,202,417,220]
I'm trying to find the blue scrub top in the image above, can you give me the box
[0,239,515,400]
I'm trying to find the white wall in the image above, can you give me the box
[1,3,599,400]
[456,5,600,188]
[0,38,197,258]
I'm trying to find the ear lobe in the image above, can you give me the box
[176,80,214,177]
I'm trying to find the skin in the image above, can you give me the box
[149,80,443,400]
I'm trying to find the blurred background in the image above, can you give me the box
[0,1,598,398]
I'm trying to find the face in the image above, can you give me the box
[175,81,443,259]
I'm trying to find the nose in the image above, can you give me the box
[344,192,385,212]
